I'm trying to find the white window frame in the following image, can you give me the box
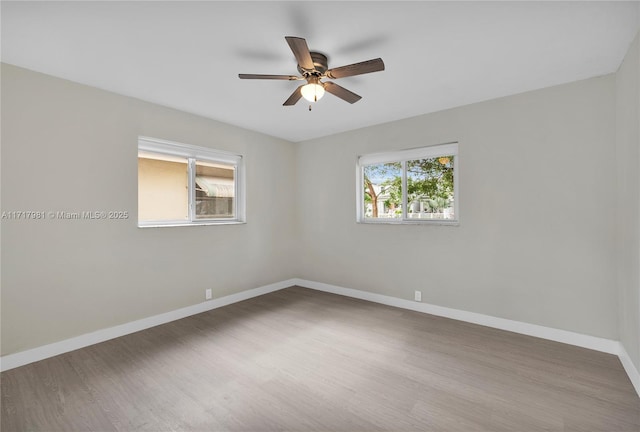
[356,142,459,225]
[138,136,246,228]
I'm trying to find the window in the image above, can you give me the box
[357,143,458,224]
[138,137,245,227]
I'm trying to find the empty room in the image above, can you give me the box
[1,1,639,431]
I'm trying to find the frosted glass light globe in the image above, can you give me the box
[301,83,325,102]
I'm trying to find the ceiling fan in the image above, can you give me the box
[239,36,385,107]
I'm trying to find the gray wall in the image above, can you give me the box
[1,64,297,355]
[296,75,618,339]
[616,32,640,372]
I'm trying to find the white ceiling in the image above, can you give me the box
[2,1,638,143]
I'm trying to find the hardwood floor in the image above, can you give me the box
[1,286,638,431]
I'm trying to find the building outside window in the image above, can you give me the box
[138,137,245,227]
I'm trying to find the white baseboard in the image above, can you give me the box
[618,343,640,397]
[292,279,620,355]
[0,279,295,372]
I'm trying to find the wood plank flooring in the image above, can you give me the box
[1,286,638,431]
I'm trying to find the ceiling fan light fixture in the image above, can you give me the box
[301,82,325,102]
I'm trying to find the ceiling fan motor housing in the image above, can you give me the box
[298,52,328,76]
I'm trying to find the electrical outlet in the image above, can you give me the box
[414,290,422,302]
[205,289,212,300]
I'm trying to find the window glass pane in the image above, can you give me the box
[138,154,188,221]
[363,163,402,219]
[195,161,235,219]
[406,156,455,220]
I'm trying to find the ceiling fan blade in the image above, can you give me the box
[285,36,314,71]
[323,82,362,104]
[326,58,385,79]
[239,74,300,80]
[283,85,304,106]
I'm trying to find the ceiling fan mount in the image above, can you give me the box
[239,36,385,106]
[298,52,328,76]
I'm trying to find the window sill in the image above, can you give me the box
[138,220,246,228]
[357,219,459,226]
